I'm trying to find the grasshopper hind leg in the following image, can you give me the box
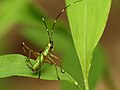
[54,65,60,80]
[48,56,61,80]
[49,53,65,73]
[59,60,65,73]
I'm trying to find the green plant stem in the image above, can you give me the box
[84,77,89,90]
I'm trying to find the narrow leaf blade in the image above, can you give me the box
[66,0,111,89]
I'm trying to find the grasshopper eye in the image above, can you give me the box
[50,45,53,50]
[39,50,42,54]
[50,40,53,45]
[51,41,53,45]
[21,42,25,47]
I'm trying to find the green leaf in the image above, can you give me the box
[66,0,111,89]
[0,54,81,89]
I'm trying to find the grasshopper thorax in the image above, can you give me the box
[43,40,54,56]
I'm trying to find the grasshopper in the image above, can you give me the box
[21,0,80,80]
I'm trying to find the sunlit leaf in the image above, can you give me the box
[0,54,81,89]
[66,0,111,89]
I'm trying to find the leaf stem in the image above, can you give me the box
[84,77,89,90]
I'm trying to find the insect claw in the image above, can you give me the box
[26,64,34,71]
[37,72,41,82]
[50,62,53,66]
[25,58,29,62]
[57,76,60,80]
[61,69,65,73]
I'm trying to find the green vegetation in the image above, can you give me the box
[0,0,111,90]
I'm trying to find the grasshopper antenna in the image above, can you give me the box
[41,17,51,41]
[51,0,81,37]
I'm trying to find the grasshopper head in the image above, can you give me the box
[49,40,54,51]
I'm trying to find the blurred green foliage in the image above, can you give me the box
[0,0,29,38]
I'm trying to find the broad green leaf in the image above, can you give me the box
[0,0,30,38]
[0,54,81,89]
[66,0,111,89]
